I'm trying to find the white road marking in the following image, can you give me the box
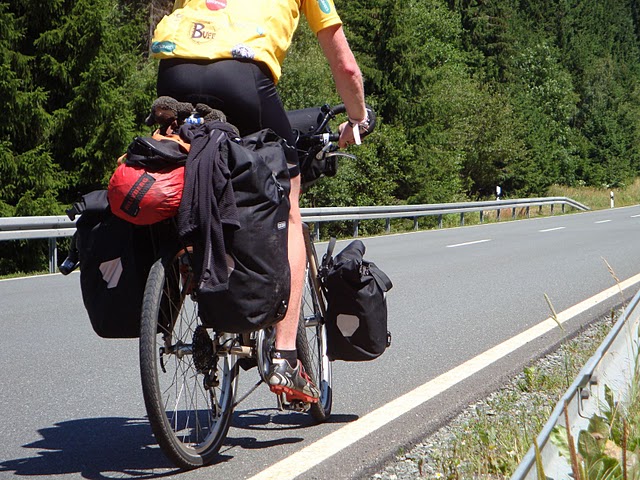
[595,220,612,224]
[445,239,491,248]
[631,214,640,218]
[0,272,66,282]
[248,273,640,480]
[539,227,566,233]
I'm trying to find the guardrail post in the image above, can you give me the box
[512,207,516,219]
[526,206,530,218]
[460,213,464,226]
[479,211,484,223]
[385,218,391,233]
[539,205,543,215]
[353,220,359,238]
[551,204,554,215]
[413,217,419,230]
[438,215,442,229]
[314,223,320,242]
[496,209,501,221]
[48,238,57,274]
[562,203,566,213]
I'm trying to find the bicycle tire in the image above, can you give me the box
[296,249,332,422]
[139,255,239,469]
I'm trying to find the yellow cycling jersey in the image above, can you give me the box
[151,0,342,82]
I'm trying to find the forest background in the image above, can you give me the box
[2,0,640,273]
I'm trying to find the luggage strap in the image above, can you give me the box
[66,190,109,220]
[367,262,393,292]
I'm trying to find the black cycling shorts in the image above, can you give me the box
[157,58,299,176]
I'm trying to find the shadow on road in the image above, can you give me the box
[0,416,231,479]
[218,408,359,457]
[232,407,360,432]
[1,411,359,478]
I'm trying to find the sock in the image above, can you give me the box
[273,349,297,368]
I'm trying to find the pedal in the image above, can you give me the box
[276,394,311,412]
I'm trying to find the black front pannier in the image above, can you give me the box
[323,239,393,361]
[69,190,155,338]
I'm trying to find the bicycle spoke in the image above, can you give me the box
[140,256,238,468]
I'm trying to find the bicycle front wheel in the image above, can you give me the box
[297,250,332,422]
[139,255,239,469]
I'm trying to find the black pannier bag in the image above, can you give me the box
[179,123,292,333]
[67,190,155,338]
[322,239,393,361]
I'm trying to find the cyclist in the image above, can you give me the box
[151,0,371,403]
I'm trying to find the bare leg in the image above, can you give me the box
[270,177,321,402]
[275,174,304,351]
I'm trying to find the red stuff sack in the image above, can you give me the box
[108,163,185,225]
[108,135,189,225]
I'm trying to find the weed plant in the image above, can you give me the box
[548,353,640,478]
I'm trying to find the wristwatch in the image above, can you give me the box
[347,112,370,145]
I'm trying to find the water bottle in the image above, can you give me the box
[59,233,79,275]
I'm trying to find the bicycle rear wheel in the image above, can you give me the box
[139,254,239,469]
[296,240,332,422]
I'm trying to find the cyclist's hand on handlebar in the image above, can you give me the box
[336,107,376,148]
[337,121,357,149]
[338,121,370,148]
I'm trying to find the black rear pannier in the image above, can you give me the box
[68,190,155,338]
[179,124,292,333]
[323,239,392,361]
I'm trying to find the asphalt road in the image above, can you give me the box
[2,205,640,480]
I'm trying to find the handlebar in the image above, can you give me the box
[288,103,377,145]
[287,103,377,186]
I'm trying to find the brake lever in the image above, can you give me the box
[323,151,357,161]
[315,142,336,159]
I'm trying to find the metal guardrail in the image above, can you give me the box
[303,196,589,237]
[512,288,640,478]
[0,196,589,273]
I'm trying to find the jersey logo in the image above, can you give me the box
[317,0,331,14]
[206,0,227,10]
[151,41,176,54]
[191,22,216,42]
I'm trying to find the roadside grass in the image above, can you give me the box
[0,269,49,280]
[547,178,640,211]
[376,313,620,479]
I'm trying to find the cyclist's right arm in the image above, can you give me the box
[316,24,368,149]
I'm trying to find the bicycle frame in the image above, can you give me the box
[217,222,329,411]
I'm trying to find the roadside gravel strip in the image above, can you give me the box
[370,311,619,479]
